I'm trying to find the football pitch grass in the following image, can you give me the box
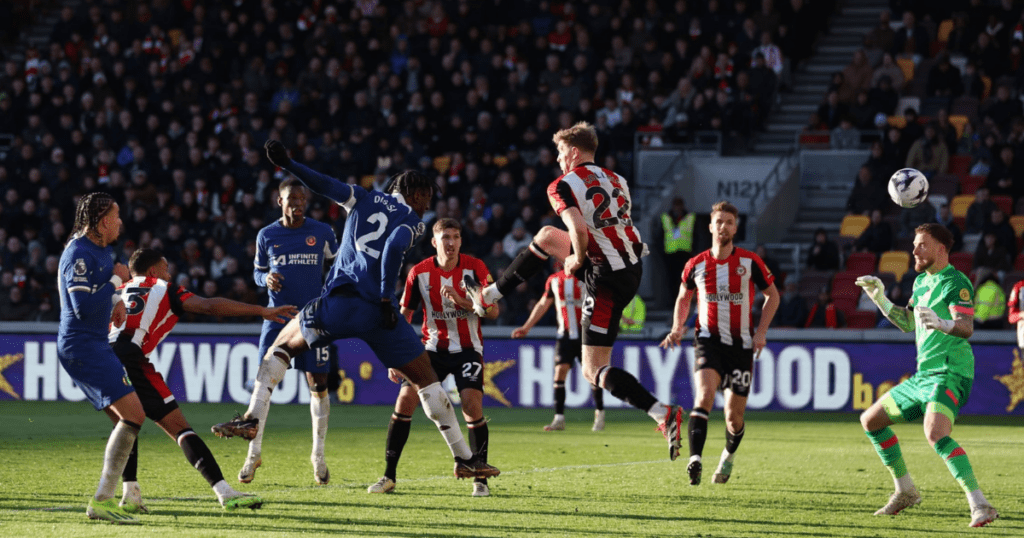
[1,402,1021,537]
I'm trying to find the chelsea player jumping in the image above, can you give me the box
[214,140,499,481]
[240,178,338,485]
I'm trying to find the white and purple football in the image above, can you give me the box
[888,168,929,208]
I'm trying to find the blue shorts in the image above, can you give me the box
[299,294,424,369]
[260,321,333,374]
[57,339,135,411]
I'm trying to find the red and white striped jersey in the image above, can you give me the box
[543,272,585,340]
[547,163,649,270]
[682,248,774,348]
[108,276,195,356]
[401,254,492,354]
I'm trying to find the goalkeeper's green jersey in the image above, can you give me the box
[907,263,975,379]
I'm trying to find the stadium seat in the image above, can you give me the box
[831,271,861,303]
[947,115,968,138]
[1010,215,1024,238]
[847,310,878,329]
[950,194,975,218]
[937,19,954,42]
[949,155,971,175]
[929,174,959,200]
[833,297,858,318]
[981,76,992,100]
[886,115,908,129]
[839,215,870,238]
[846,252,877,274]
[1016,253,1024,271]
[799,271,834,302]
[798,133,830,147]
[897,58,916,85]
[961,175,986,194]
[878,251,911,281]
[991,195,1013,216]
[949,252,974,274]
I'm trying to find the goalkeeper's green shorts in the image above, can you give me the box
[880,370,973,424]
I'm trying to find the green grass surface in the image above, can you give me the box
[0,401,1021,537]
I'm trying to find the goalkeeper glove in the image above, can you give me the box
[855,275,894,315]
[915,306,955,334]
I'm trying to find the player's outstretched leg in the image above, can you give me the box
[467,228,569,315]
[712,424,745,484]
[591,384,605,431]
[594,363,684,461]
[933,436,997,527]
[369,410,412,493]
[309,382,331,485]
[88,418,141,524]
[687,408,709,485]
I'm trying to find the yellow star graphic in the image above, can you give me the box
[0,353,24,400]
[482,358,516,408]
[994,348,1024,413]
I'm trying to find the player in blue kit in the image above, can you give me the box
[58,192,143,524]
[240,178,338,485]
[213,140,499,480]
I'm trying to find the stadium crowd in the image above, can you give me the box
[0,0,840,324]
[802,0,1024,330]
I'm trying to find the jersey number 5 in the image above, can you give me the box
[585,186,630,229]
[124,286,149,315]
[355,212,389,259]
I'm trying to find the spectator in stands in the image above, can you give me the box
[865,11,896,63]
[1009,277,1024,352]
[974,231,1011,272]
[925,53,964,99]
[974,269,1007,329]
[871,54,905,92]
[817,90,849,129]
[905,122,949,178]
[854,209,894,255]
[805,288,846,328]
[900,108,925,152]
[892,11,930,64]
[501,218,533,259]
[807,228,841,271]
[755,30,784,79]
[982,85,1022,134]
[934,109,960,156]
[658,197,695,298]
[983,208,1018,259]
[960,60,985,100]
[898,197,936,238]
[774,281,809,328]
[849,90,877,130]
[846,165,888,214]
[935,203,965,253]
[831,116,861,149]
[839,49,874,104]
[986,146,1022,201]
[970,32,1006,81]
[965,187,997,234]
[868,74,899,116]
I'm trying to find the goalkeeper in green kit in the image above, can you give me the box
[855,223,998,528]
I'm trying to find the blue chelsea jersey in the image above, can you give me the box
[327,188,426,302]
[255,218,338,310]
[57,235,118,343]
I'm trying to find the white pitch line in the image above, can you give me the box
[4,458,671,512]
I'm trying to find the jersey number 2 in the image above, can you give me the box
[355,212,389,259]
[585,186,630,229]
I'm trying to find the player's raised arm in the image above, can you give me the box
[182,295,298,324]
[856,275,915,332]
[265,139,364,207]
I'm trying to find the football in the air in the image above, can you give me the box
[887,168,929,208]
